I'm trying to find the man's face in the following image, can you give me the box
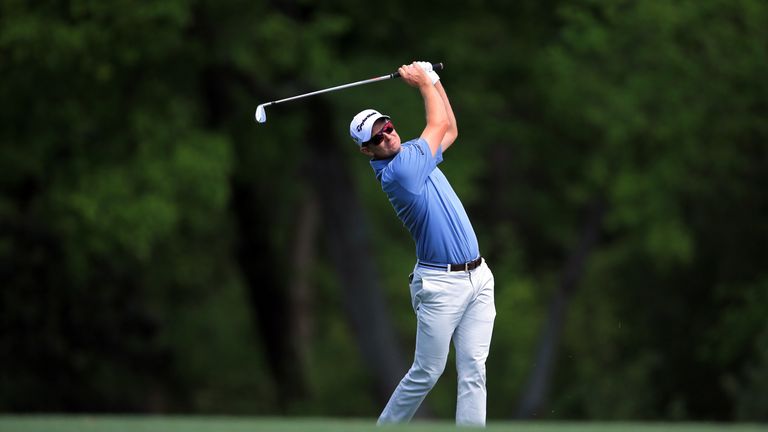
[360,118,401,158]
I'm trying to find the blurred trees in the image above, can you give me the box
[1,0,767,422]
[536,0,768,420]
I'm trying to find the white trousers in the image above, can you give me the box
[378,259,496,426]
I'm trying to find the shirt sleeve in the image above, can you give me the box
[388,138,443,194]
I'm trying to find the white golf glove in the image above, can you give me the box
[416,61,440,85]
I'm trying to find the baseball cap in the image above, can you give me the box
[349,109,390,146]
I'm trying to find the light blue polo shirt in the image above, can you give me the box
[370,137,480,265]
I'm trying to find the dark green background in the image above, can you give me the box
[1,0,767,422]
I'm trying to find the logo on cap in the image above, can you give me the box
[356,112,377,132]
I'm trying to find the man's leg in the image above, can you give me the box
[378,270,469,424]
[453,263,496,426]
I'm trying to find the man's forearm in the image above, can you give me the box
[422,84,448,127]
[435,82,457,131]
[420,83,449,155]
[434,82,458,151]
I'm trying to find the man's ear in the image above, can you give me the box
[359,146,373,157]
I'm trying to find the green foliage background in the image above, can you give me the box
[1,0,767,422]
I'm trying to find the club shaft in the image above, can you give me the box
[255,62,444,123]
[263,74,392,108]
[262,63,443,108]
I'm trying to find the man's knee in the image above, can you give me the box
[409,358,447,388]
[424,363,445,387]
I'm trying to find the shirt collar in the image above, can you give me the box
[370,155,395,180]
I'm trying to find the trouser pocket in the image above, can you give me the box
[409,272,423,313]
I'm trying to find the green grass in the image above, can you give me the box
[0,416,765,432]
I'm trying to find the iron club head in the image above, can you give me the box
[255,104,266,123]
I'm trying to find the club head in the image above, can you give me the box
[255,105,266,123]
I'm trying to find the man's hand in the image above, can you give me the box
[398,62,433,89]
[415,61,440,85]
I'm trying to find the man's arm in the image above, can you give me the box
[434,81,458,152]
[398,63,448,156]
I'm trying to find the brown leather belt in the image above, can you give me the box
[419,256,483,272]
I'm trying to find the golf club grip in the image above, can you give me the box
[390,62,444,78]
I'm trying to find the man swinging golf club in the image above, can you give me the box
[349,62,496,426]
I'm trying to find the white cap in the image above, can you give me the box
[349,109,390,146]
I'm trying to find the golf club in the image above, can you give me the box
[255,62,444,124]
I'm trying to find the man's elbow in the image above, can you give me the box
[436,118,450,136]
[445,124,458,144]
[427,118,450,137]
[442,132,458,149]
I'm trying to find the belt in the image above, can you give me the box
[418,256,483,272]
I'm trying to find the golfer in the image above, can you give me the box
[349,62,496,426]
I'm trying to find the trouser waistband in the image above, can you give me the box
[418,256,483,272]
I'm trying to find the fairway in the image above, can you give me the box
[0,417,766,432]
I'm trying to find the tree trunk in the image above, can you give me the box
[515,198,605,418]
[287,191,319,381]
[231,181,307,410]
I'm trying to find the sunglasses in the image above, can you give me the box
[364,120,394,146]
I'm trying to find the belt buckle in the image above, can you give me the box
[464,262,469,272]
